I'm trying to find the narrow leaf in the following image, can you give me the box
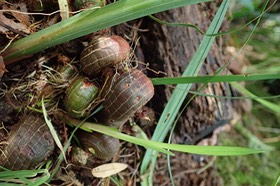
[62,113,263,156]
[157,143,264,156]
[2,0,212,64]
[92,163,128,178]
[231,82,280,115]
[41,98,67,162]
[0,169,46,179]
[151,73,280,85]
[62,114,173,155]
[272,172,280,186]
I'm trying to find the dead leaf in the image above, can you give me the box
[0,56,7,78]
[10,3,31,27]
[0,3,31,34]
[92,163,128,178]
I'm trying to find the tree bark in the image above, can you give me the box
[134,3,239,185]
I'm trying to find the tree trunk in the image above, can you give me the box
[115,2,241,185]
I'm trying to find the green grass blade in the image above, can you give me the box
[0,169,46,179]
[140,0,230,177]
[0,169,49,185]
[157,143,264,156]
[188,91,280,101]
[231,82,280,115]
[41,98,67,162]
[63,114,263,156]
[271,172,280,186]
[235,123,275,151]
[151,73,280,85]
[149,15,205,35]
[27,171,50,186]
[2,0,212,64]
[47,114,84,182]
[63,115,173,155]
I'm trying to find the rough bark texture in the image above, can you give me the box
[140,3,235,137]
[131,3,238,185]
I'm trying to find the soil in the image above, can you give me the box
[0,1,244,186]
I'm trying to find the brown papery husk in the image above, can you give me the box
[98,68,154,127]
[80,35,130,77]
